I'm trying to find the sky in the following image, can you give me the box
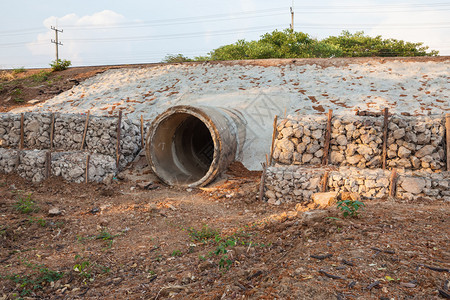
[0,0,449,69]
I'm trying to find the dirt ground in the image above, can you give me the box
[0,61,449,299]
[0,159,449,299]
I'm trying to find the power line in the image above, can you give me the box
[1,2,449,35]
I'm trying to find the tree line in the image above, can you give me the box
[163,29,438,63]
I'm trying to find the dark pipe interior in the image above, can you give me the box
[173,116,214,178]
[153,113,214,185]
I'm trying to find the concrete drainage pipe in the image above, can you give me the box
[145,105,246,187]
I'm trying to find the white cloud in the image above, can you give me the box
[27,10,133,65]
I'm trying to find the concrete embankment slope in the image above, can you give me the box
[12,57,450,170]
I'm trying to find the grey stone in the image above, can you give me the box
[312,130,323,140]
[336,135,347,146]
[416,145,434,158]
[347,155,363,165]
[302,153,313,164]
[398,146,411,158]
[401,177,426,194]
[393,128,405,139]
[281,127,294,138]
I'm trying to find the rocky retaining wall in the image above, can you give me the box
[0,148,116,183]
[273,114,446,172]
[264,165,450,204]
[0,112,145,182]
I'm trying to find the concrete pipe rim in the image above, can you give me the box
[146,106,223,187]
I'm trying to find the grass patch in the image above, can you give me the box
[30,70,52,83]
[3,261,63,296]
[13,67,26,74]
[14,193,38,214]
[94,229,120,248]
[171,250,183,257]
[28,217,47,227]
[188,224,220,242]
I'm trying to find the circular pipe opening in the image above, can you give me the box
[149,111,218,186]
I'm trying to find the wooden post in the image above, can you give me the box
[322,109,333,166]
[389,169,398,198]
[446,114,450,171]
[265,153,269,166]
[140,115,145,149]
[85,154,91,184]
[116,110,123,169]
[50,113,55,151]
[45,151,51,179]
[258,163,267,201]
[382,108,389,169]
[20,113,24,149]
[269,115,278,166]
[321,171,329,192]
[80,111,90,150]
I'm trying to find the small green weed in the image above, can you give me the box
[171,250,182,257]
[14,193,38,214]
[28,217,47,227]
[4,262,63,296]
[337,199,365,218]
[95,229,120,248]
[188,224,220,242]
[73,255,92,280]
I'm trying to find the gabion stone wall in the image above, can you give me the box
[52,152,116,183]
[0,112,144,183]
[0,114,21,148]
[23,113,52,149]
[330,117,384,168]
[264,166,324,205]
[0,148,116,183]
[386,116,445,171]
[264,165,450,204]
[273,116,327,165]
[327,167,390,199]
[17,150,47,183]
[274,114,446,172]
[0,148,18,173]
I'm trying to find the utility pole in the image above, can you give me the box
[290,1,294,31]
[50,26,63,62]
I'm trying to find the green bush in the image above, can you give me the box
[50,59,71,71]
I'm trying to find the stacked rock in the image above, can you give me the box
[16,150,46,183]
[52,152,116,183]
[397,171,450,201]
[272,115,327,165]
[327,167,390,199]
[117,119,142,168]
[0,148,18,173]
[387,116,445,172]
[85,116,118,155]
[53,113,86,151]
[0,113,21,148]
[23,113,52,149]
[264,165,324,205]
[329,116,383,168]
